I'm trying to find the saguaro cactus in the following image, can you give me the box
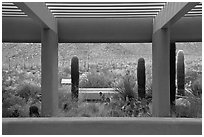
[177,50,185,96]
[71,56,79,101]
[137,58,146,99]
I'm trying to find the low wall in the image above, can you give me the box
[2,117,202,135]
[79,88,116,100]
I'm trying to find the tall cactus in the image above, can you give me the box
[71,56,79,101]
[137,58,146,99]
[177,50,185,96]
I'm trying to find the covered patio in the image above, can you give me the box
[2,2,202,135]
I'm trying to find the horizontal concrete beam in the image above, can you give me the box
[2,118,202,135]
[58,18,152,43]
[2,17,202,43]
[2,17,41,43]
[14,2,57,33]
[153,2,199,33]
[171,17,202,42]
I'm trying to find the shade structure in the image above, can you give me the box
[2,2,202,43]
[2,2,201,18]
[2,2,202,117]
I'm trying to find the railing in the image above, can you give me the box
[2,117,202,135]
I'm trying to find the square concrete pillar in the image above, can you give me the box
[152,28,170,117]
[41,28,58,116]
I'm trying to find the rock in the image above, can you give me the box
[175,98,191,108]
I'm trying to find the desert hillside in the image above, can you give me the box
[2,42,202,68]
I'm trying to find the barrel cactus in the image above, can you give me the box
[71,56,79,101]
[177,50,185,96]
[137,58,146,99]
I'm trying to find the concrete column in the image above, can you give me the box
[170,43,176,107]
[41,28,58,116]
[152,28,170,117]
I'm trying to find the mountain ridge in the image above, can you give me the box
[2,42,202,68]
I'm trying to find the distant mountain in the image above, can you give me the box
[2,43,41,67]
[121,43,152,55]
[176,42,202,56]
[2,42,202,68]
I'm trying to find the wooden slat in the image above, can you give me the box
[2,3,15,6]
[184,14,202,17]
[190,9,202,11]
[46,3,166,7]
[2,9,22,12]
[194,5,202,9]
[2,12,25,15]
[47,6,164,10]
[2,15,27,17]
[2,6,19,9]
[54,15,156,18]
[187,11,202,14]
[52,13,158,15]
[46,2,165,4]
[50,9,161,13]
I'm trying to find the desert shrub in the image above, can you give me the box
[114,71,137,101]
[185,71,199,84]
[106,109,126,117]
[2,69,18,88]
[112,70,152,117]
[113,93,151,116]
[2,67,42,117]
[175,96,202,118]
[187,97,202,118]
[3,98,41,117]
[2,68,41,89]
[58,70,70,87]
[146,85,152,99]
[16,82,41,102]
[104,96,127,117]
[79,70,113,88]
[58,87,152,117]
[63,67,71,76]
[2,92,28,117]
[2,93,26,117]
[3,94,25,108]
[105,94,151,117]
[7,104,30,117]
[2,82,41,117]
[192,76,202,97]
[188,97,202,118]
[59,101,126,117]
[145,64,152,98]
[77,103,100,117]
[58,92,72,109]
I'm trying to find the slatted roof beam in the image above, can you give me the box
[153,2,199,33]
[14,2,57,33]
[45,3,166,7]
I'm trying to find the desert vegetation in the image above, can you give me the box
[2,42,202,117]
